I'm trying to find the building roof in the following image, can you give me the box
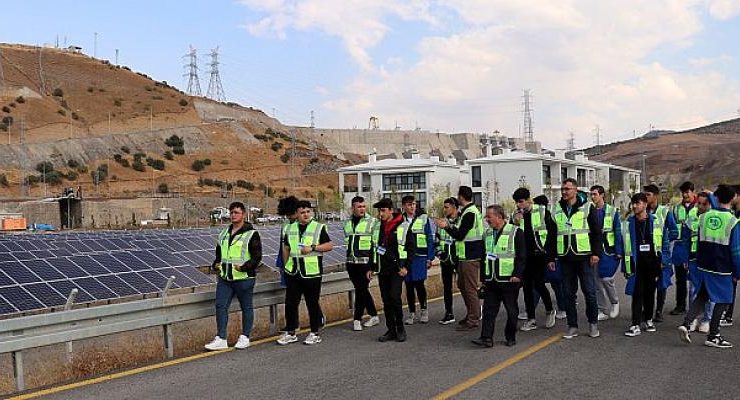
[467,150,640,173]
[337,157,460,173]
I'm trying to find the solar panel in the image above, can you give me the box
[95,275,139,297]
[117,272,161,293]
[0,261,41,284]
[0,295,17,314]
[69,255,110,275]
[89,254,130,273]
[23,282,67,307]
[48,280,94,303]
[47,257,88,279]
[175,267,213,285]
[24,259,65,281]
[138,270,177,289]
[0,286,44,311]
[73,277,117,300]
[0,269,15,286]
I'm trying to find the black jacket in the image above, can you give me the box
[371,214,408,275]
[213,222,262,277]
[556,194,603,261]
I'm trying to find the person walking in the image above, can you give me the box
[399,195,435,325]
[436,197,460,324]
[277,200,333,346]
[643,184,679,322]
[205,202,262,351]
[589,185,624,321]
[669,181,698,315]
[343,196,380,331]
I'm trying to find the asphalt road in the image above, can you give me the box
[32,279,740,400]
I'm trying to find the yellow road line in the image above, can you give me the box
[11,295,450,399]
[432,334,561,400]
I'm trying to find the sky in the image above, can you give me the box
[2,0,739,149]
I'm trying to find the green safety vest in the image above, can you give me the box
[483,223,518,282]
[553,202,592,256]
[343,215,376,264]
[599,204,617,255]
[672,204,698,240]
[686,212,700,255]
[622,217,662,276]
[371,221,407,273]
[455,205,484,261]
[399,214,429,256]
[526,204,549,252]
[650,205,668,248]
[285,220,326,278]
[217,227,256,281]
[280,220,294,272]
[698,210,738,276]
[437,217,458,263]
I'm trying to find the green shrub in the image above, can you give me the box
[65,170,79,181]
[280,153,290,163]
[25,175,40,185]
[113,99,122,107]
[132,160,146,172]
[203,159,211,166]
[157,183,169,193]
[0,174,9,187]
[15,96,25,104]
[172,145,185,155]
[71,112,80,120]
[119,159,130,168]
[35,161,54,174]
[2,106,10,113]
[2,116,13,125]
[236,180,255,191]
[164,135,184,148]
[57,109,66,116]
[76,165,89,174]
[271,142,283,151]
[179,99,188,107]
[120,146,131,154]
[46,171,64,185]
[67,159,80,169]
[191,160,206,171]
[163,151,174,160]
[150,159,165,171]
[0,123,6,132]
[113,154,123,162]
[87,87,94,93]
[52,88,64,97]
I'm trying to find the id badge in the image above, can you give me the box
[486,253,498,261]
[565,221,573,227]
[639,244,651,252]
[445,238,453,246]
[377,246,387,255]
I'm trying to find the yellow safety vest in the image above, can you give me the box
[217,227,256,281]
[553,202,592,256]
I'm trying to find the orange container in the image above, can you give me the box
[1,218,27,230]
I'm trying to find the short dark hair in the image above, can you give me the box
[631,193,648,204]
[643,184,660,195]
[486,204,506,219]
[229,201,246,212]
[351,196,365,205]
[296,200,312,209]
[512,187,531,201]
[697,191,710,200]
[679,181,694,193]
[443,197,459,207]
[589,185,605,195]
[401,195,415,205]
[277,196,299,216]
[458,186,473,201]
[715,184,735,204]
[562,178,578,187]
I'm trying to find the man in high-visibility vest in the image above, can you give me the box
[620,193,670,337]
[719,185,740,327]
[678,184,740,348]
[436,197,460,324]
[434,186,485,331]
[681,191,713,333]
[511,187,557,332]
[643,184,678,323]
[344,196,380,331]
[370,198,408,342]
[472,205,525,348]
[589,185,624,321]
[277,200,333,346]
[550,178,602,339]
[669,181,698,316]
[276,196,299,288]
[205,201,262,351]
[399,195,435,325]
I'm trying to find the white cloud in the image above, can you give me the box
[708,0,740,20]
[239,1,740,147]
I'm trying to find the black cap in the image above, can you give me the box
[373,198,394,209]
[643,184,660,194]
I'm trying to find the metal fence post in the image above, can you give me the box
[162,276,176,358]
[12,351,24,392]
[64,289,79,363]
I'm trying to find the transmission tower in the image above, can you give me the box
[182,46,202,96]
[566,131,575,151]
[522,89,534,142]
[594,124,601,154]
[0,48,5,91]
[310,110,315,128]
[206,47,225,101]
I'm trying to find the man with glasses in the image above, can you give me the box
[589,185,624,321]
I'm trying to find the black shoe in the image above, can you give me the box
[472,337,493,348]
[669,308,686,316]
[439,313,456,325]
[378,331,397,342]
[505,339,517,347]
[654,311,664,323]
[396,329,407,342]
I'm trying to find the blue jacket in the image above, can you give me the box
[694,207,740,303]
[405,215,435,282]
[619,213,671,273]
[595,205,624,278]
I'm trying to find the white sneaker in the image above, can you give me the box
[689,319,698,332]
[720,319,734,327]
[419,309,429,323]
[404,313,416,325]
[555,310,567,320]
[303,332,322,345]
[609,303,620,319]
[678,325,691,344]
[517,311,528,320]
[699,321,710,334]
[353,320,363,331]
[597,311,609,321]
[204,336,228,351]
[624,325,641,337]
[589,323,600,338]
[363,315,380,327]
[234,335,250,349]
[644,320,657,332]
[545,311,556,329]
[277,332,298,345]
[521,319,538,332]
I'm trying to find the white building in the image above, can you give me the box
[337,151,466,211]
[465,148,641,209]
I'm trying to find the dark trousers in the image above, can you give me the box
[405,280,428,313]
[523,255,554,319]
[631,267,658,326]
[674,263,688,311]
[685,283,730,337]
[284,274,323,333]
[480,281,520,341]
[379,273,405,333]
[347,263,378,321]
[562,259,599,328]
[656,288,666,315]
[726,280,737,320]
[441,261,456,315]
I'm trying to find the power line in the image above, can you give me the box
[182,45,201,96]
[206,46,225,101]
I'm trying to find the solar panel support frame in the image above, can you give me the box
[64,288,78,364]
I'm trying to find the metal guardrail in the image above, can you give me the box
[0,271,360,393]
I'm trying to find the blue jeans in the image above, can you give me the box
[215,278,256,338]
[561,259,599,328]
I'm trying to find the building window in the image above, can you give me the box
[542,165,551,185]
[576,168,586,187]
[382,172,426,192]
[361,173,371,192]
[561,167,568,184]
[471,166,482,187]
[472,192,482,208]
[388,192,427,210]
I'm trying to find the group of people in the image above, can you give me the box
[202,179,740,351]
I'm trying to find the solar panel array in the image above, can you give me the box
[0,223,347,316]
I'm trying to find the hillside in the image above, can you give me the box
[584,118,740,190]
[0,43,342,201]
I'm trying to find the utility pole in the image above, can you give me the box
[291,129,296,188]
[641,154,647,186]
[310,110,315,129]
[38,46,46,95]
[182,46,202,96]
[566,131,575,151]
[594,124,601,154]
[522,89,534,142]
[206,47,225,101]
[0,48,5,91]
[115,49,119,65]
[20,117,27,197]
[149,106,153,132]
[93,32,98,58]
